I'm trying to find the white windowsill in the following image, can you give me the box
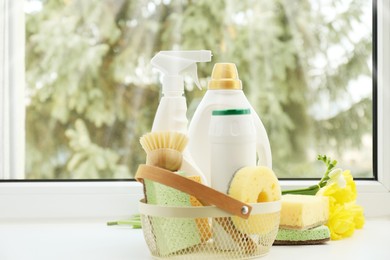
[0,176,388,260]
[0,217,389,260]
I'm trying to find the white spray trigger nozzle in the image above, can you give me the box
[182,63,202,90]
[151,50,212,94]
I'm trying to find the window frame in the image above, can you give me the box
[0,0,389,221]
[0,0,25,180]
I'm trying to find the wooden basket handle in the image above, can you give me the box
[135,164,252,219]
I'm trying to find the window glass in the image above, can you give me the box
[24,0,373,179]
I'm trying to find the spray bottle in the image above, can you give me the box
[188,63,272,185]
[151,50,212,183]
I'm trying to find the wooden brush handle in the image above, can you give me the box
[135,164,252,219]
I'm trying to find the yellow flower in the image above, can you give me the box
[320,170,356,204]
[327,203,356,240]
[326,202,365,240]
[349,203,365,229]
[317,170,365,240]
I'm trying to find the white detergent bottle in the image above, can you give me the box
[188,63,272,184]
[209,108,256,193]
[151,50,212,184]
[209,108,256,250]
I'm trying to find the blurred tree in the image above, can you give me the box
[25,0,372,179]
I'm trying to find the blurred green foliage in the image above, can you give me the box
[25,0,372,179]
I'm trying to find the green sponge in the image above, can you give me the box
[144,171,201,256]
[273,225,330,245]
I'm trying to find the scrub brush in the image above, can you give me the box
[140,131,188,171]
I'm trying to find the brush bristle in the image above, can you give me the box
[140,132,189,153]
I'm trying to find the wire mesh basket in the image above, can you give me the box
[139,200,280,259]
[136,165,281,259]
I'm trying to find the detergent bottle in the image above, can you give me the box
[209,108,257,193]
[151,50,212,184]
[188,63,272,184]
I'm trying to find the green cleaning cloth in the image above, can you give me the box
[144,171,201,256]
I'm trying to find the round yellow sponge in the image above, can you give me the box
[228,166,281,234]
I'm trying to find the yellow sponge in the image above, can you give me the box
[279,194,329,230]
[187,176,212,242]
[228,166,281,234]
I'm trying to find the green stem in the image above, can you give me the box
[107,220,140,226]
[282,184,320,195]
[281,155,337,196]
[107,215,142,228]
